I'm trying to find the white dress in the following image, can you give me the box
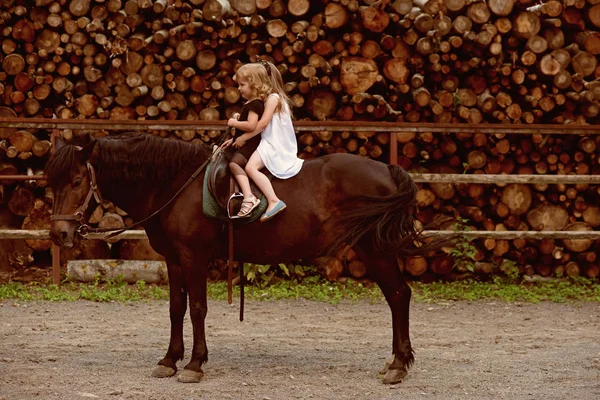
[257,94,304,179]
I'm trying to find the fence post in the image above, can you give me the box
[50,129,61,285]
[389,132,398,165]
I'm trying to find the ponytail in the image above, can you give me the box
[260,60,293,117]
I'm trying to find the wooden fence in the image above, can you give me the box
[1,118,599,284]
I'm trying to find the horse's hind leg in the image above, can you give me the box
[152,260,187,378]
[355,245,414,384]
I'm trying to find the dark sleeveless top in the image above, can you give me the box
[233,99,264,159]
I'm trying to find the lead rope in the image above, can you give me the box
[226,175,244,322]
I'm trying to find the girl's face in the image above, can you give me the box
[237,78,253,100]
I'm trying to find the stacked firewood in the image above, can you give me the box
[0,0,597,130]
[0,0,599,280]
[395,132,600,281]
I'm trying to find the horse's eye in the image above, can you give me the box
[73,179,82,187]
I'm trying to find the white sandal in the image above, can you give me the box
[237,196,260,217]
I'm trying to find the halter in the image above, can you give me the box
[51,155,213,239]
[51,162,103,237]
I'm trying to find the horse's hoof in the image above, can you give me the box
[382,367,407,384]
[177,369,204,383]
[379,360,391,375]
[151,365,176,378]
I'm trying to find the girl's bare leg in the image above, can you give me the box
[229,154,254,200]
[245,151,280,212]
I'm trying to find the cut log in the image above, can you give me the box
[266,19,288,37]
[562,222,593,252]
[315,256,344,281]
[8,130,35,152]
[360,6,389,33]
[98,212,125,244]
[307,91,336,120]
[501,184,532,216]
[230,0,256,15]
[0,208,34,272]
[582,206,600,227]
[202,0,231,21]
[565,261,580,277]
[488,0,514,16]
[2,54,25,76]
[588,5,600,28]
[8,186,35,217]
[67,259,168,284]
[61,240,111,265]
[430,256,453,275]
[467,2,491,24]
[0,107,17,140]
[513,11,541,39]
[391,0,414,15]
[340,58,379,94]
[382,58,409,84]
[527,202,569,231]
[288,0,310,17]
[116,238,165,261]
[348,259,367,279]
[196,50,217,71]
[572,51,598,77]
[21,199,52,251]
[575,31,600,55]
[413,0,440,15]
[405,256,428,277]
[325,3,350,29]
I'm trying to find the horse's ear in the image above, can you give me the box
[54,136,66,152]
[79,135,97,160]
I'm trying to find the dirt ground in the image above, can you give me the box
[1,299,599,400]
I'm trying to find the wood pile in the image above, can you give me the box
[400,131,600,281]
[0,0,598,280]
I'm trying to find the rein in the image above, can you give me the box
[52,130,244,320]
[52,130,231,239]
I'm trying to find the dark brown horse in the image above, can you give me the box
[46,131,436,384]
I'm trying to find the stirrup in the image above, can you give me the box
[227,192,244,219]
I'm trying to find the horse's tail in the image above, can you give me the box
[329,164,444,258]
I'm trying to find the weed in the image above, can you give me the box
[448,217,478,273]
[0,276,598,304]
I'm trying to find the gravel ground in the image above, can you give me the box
[1,299,599,400]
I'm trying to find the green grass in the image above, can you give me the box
[0,277,598,304]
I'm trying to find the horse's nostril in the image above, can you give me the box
[60,231,68,241]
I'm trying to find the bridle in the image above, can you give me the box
[51,156,212,239]
[51,162,103,237]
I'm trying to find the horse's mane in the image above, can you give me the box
[46,132,212,188]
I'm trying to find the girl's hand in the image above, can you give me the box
[232,112,240,120]
[220,138,233,149]
[234,136,247,148]
[227,118,238,127]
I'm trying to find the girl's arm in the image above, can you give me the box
[238,95,278,141]
[228,111,259,132]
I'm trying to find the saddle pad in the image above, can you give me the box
[202,162,267,224]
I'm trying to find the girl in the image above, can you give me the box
[231,60,304,222]
[223,63,271,218]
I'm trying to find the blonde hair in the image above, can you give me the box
[262,61,293,117]
[235,61,292,117]
[233,63,272,101]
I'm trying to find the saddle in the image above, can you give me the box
[206,146,266,220]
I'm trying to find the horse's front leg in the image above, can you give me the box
[152,260,187,378]
[177,250,209,383]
